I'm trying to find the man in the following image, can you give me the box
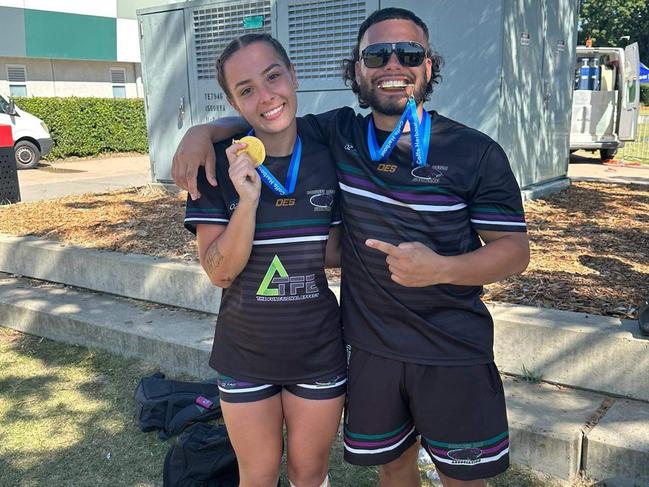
[172,8,529,487]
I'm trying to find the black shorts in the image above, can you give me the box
[343,348,509,481]
[216,372,347,403]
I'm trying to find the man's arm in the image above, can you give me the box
[172,117,249,200]
[365,231,530,287]
[324,226,342,268]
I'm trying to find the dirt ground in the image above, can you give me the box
[0,181,647,320]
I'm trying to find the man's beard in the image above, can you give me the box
[359,77,428,116]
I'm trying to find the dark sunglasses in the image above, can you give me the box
[360,42,427,68]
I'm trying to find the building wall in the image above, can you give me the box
[0,57,141,98]
[0,0,177,98]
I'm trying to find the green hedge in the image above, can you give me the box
[14,97,148,160]
[641,85,649,107]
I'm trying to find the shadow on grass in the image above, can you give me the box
[0,330,168,487]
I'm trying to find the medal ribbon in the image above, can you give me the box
[367,98,431,167]
[248,129,302,196]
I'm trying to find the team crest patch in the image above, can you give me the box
[447,448,483,464]
[308,189,335,211]
[411,164,448,183]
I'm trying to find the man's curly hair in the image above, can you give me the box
[342,8,444,109]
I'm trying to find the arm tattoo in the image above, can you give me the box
[205,241,224,271]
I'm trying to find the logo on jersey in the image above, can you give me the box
[377,163,398,173]
[228,199,239,211]
[411,164,448,183]
[308,189,335,211]
[344,143,359,156]
[275,198,296,207]
[256,255,319,302]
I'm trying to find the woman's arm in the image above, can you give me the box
[196,143,260,288]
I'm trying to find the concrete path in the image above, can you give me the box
[568,151,649,185]
[16,154,151,202]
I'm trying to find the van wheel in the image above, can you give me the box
[600,148,617,161]
[14,141,41,169]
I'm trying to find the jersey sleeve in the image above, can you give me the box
[301,108,345,146]
[469,142,527,233]
[184,166,230,235]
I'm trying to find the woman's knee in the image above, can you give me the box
[286,456,329,487]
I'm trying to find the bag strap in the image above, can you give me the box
[161,394,222,440]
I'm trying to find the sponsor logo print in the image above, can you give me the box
[447,448,483,465]
[275,198,296,207]
[411,164,448,183]
[308,189,335,211]
[344,143,359,156]
[256,255,319,302]
[377,163,398,173]
[229,199,239,211]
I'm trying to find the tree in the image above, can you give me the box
[579,0,649,64]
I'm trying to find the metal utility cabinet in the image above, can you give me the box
[138,0,578,197]
[570,43,641,160]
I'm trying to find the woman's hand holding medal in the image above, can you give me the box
[226,138,263,205]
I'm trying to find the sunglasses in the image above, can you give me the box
[360,42,427,68]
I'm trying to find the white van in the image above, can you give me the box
[0,94,53,169]
[570,43,640,160]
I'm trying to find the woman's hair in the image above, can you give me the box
[342,8,444,108]
[216,33,292,98]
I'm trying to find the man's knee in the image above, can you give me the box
[380,443,420,477]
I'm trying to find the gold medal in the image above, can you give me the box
[234,136,266,167]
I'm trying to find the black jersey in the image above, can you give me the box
[303,107,527,366]
[184,118,345,383]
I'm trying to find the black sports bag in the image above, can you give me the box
[163,422,239,487]
[134,372,222,440]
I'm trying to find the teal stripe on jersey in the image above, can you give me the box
[256,218,331,229]
[186,207,226,213]
[337,162,453,194]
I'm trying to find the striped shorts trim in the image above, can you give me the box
[422,430,510,466]
[344,419,417,455]
[217,372,347,403]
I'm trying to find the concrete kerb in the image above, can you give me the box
[0,234,221,314]
[1,234,647,401]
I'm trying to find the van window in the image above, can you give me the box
[0,96,8,113]
[625,79,637,107]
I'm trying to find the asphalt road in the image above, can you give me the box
[8,151,649,204]
[16,154,152,202]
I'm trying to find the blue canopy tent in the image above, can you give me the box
[641,62,649,83]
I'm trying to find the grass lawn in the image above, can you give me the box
[0,327,591,487]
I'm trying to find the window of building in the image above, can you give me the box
[111,68,127,99]
[7,65,27,97]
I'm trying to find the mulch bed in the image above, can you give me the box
[0,181,647,319]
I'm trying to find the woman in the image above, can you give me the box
[183,34,345,487]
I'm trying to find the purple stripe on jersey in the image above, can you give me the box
[344,423,414,448]
[428,438,509,457]
[471,213,525,222]
[255,226,329,238]
[342,174,463,204]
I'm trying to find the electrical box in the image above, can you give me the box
[138,0,578,197]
